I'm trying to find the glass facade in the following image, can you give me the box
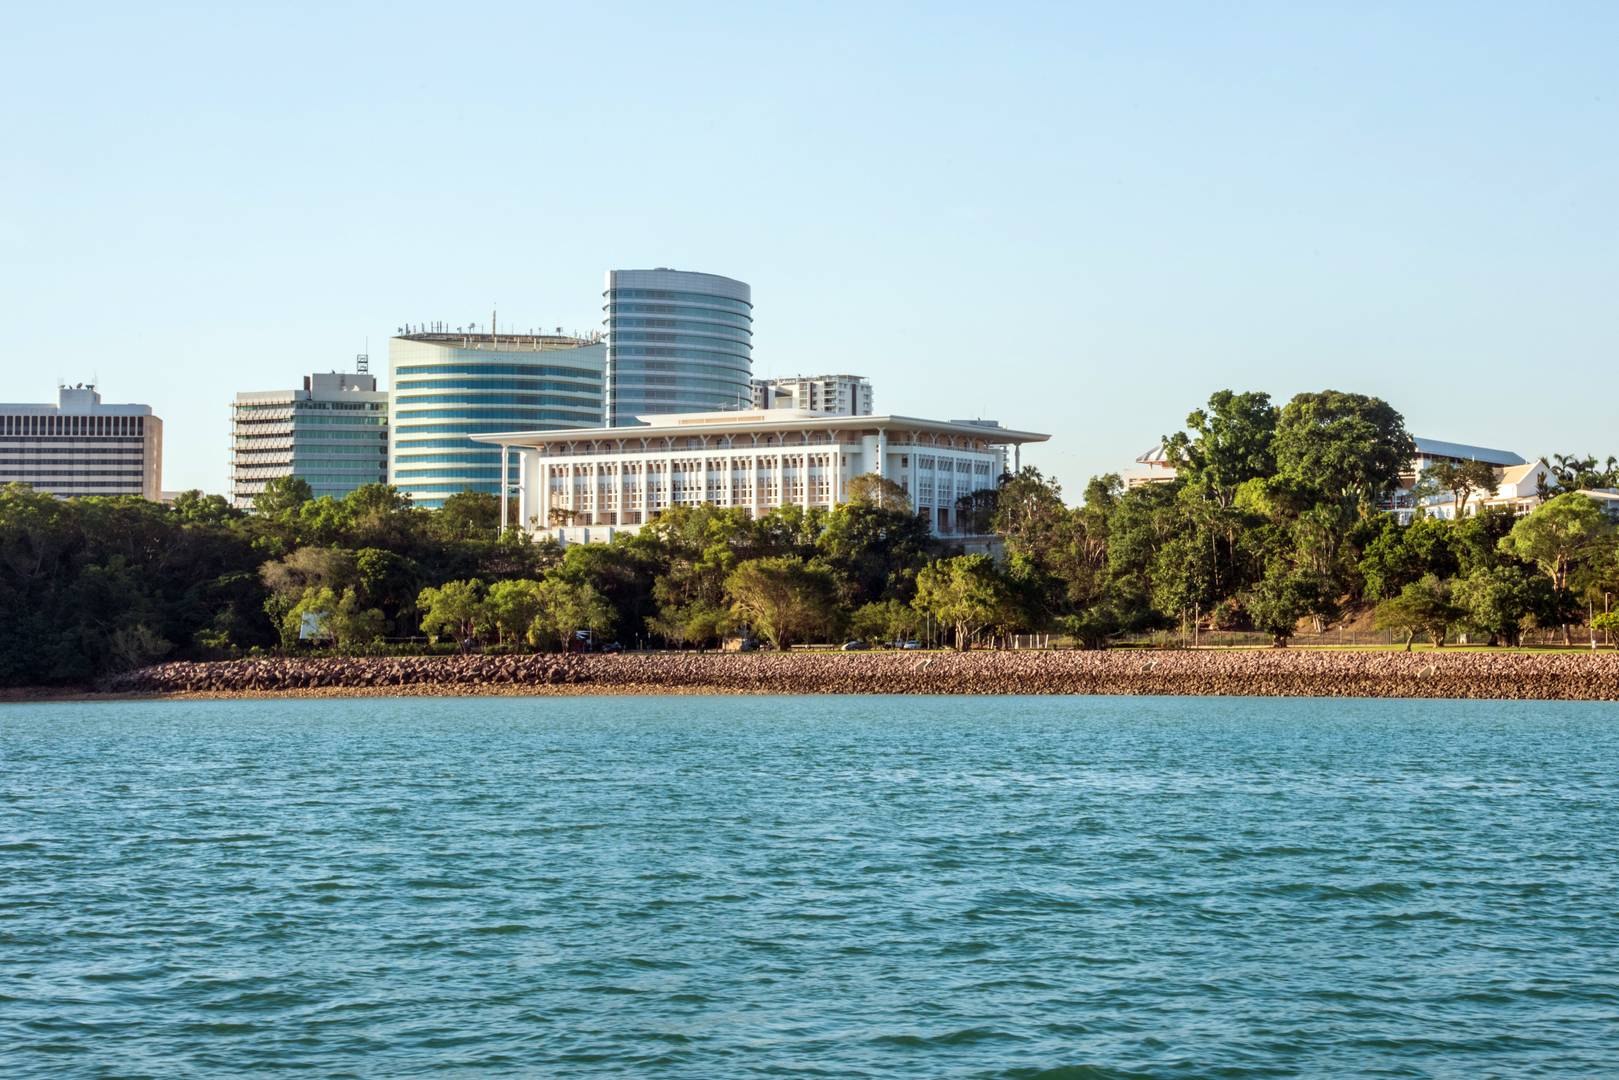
[230,375,389,507]
[604,269,752,426]
[387,334,605,508]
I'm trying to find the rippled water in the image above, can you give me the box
[4,695,1619,1078]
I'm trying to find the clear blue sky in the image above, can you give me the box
[4,2,1615,497]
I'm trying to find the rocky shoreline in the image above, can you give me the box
[66,649,1619,701]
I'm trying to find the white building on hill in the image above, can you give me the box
[473,409,1048,546]
[1388,437,1529,522]
[1416,460,1554,521]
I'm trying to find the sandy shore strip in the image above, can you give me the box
[6,649,1609,702]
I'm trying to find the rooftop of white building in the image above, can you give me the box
[392,329,602,349]
[2,385,154,416]
[1411,437,1525,466]
[471,409,1049,448]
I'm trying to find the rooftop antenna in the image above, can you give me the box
[356,337,369,375]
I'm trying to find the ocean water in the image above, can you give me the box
[3,695,1618,1079]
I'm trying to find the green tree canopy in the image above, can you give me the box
[1162,389,1278,507]
[484,579,545,645]
[1373,574,1462,650]
[1500,493,1616,592]
[434,490,502,541]
[254,475,313,516]
[912,554,1015,650]
[1452,565,1554,647]
[418,579,486,648]
[284,586,385,649]
[847,598,921,645]
[724,556,839,650]
[1242,568,1327,647]
[1273,390,1415,511]
[531,577,618,649]
[845,473,912,512]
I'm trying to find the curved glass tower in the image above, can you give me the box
[387,331,604,508]
[604,268,752,426]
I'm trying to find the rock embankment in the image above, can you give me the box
[100,649,1619,700]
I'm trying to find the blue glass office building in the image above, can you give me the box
[387,331,604,508]
[604,269,752,426]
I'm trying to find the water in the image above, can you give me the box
[3,695,1618,1078]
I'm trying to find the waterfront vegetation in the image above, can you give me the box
[3,387,1618,687]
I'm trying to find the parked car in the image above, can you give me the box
[900,640,923,650]
[599,642,624,654]
[841,640,869,651]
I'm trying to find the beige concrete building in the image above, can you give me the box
[0,384,162,499]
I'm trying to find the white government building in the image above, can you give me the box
[474,408,1048,546]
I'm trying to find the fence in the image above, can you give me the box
[1109,625,1615,649]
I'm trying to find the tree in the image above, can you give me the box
[1063,605,1121,650]
[531,577,618,650]
[845,473,911,512]
[1272,390,1415,512]
[847,598,920,645]
[1427,459,1500,519]
[647,600,734,648]
[171,490,240,526]
[284,586,384,649]
[1500,493,1616,643]
[254,475,313,516]
[1161,389,1278,507]
[817,501,934,607]
[435,490,502,540]
[260,546,359,638]
[261,546,358,598]
[1373,574,1461,650]
[354,547,421,628]
[954,488,999,536]
[1502,494,1616,593]
[1449,507,1519,577]
[1549,453,1619,492]
[1593,611,1619,650]
[1359,516,1458,601]
[993,467,1069,554]
[550,539,660,643]
[912,554,1014,650]
[992,467,1096,622]
[724,556,839,650]
[329,587,386,648]
[1452,565,1554,647]
[418,579,486,648]
[341,483,417,548]
[484,579,545,646]
[1242,568,1321,647]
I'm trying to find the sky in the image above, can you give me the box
[3,1,1616,497]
